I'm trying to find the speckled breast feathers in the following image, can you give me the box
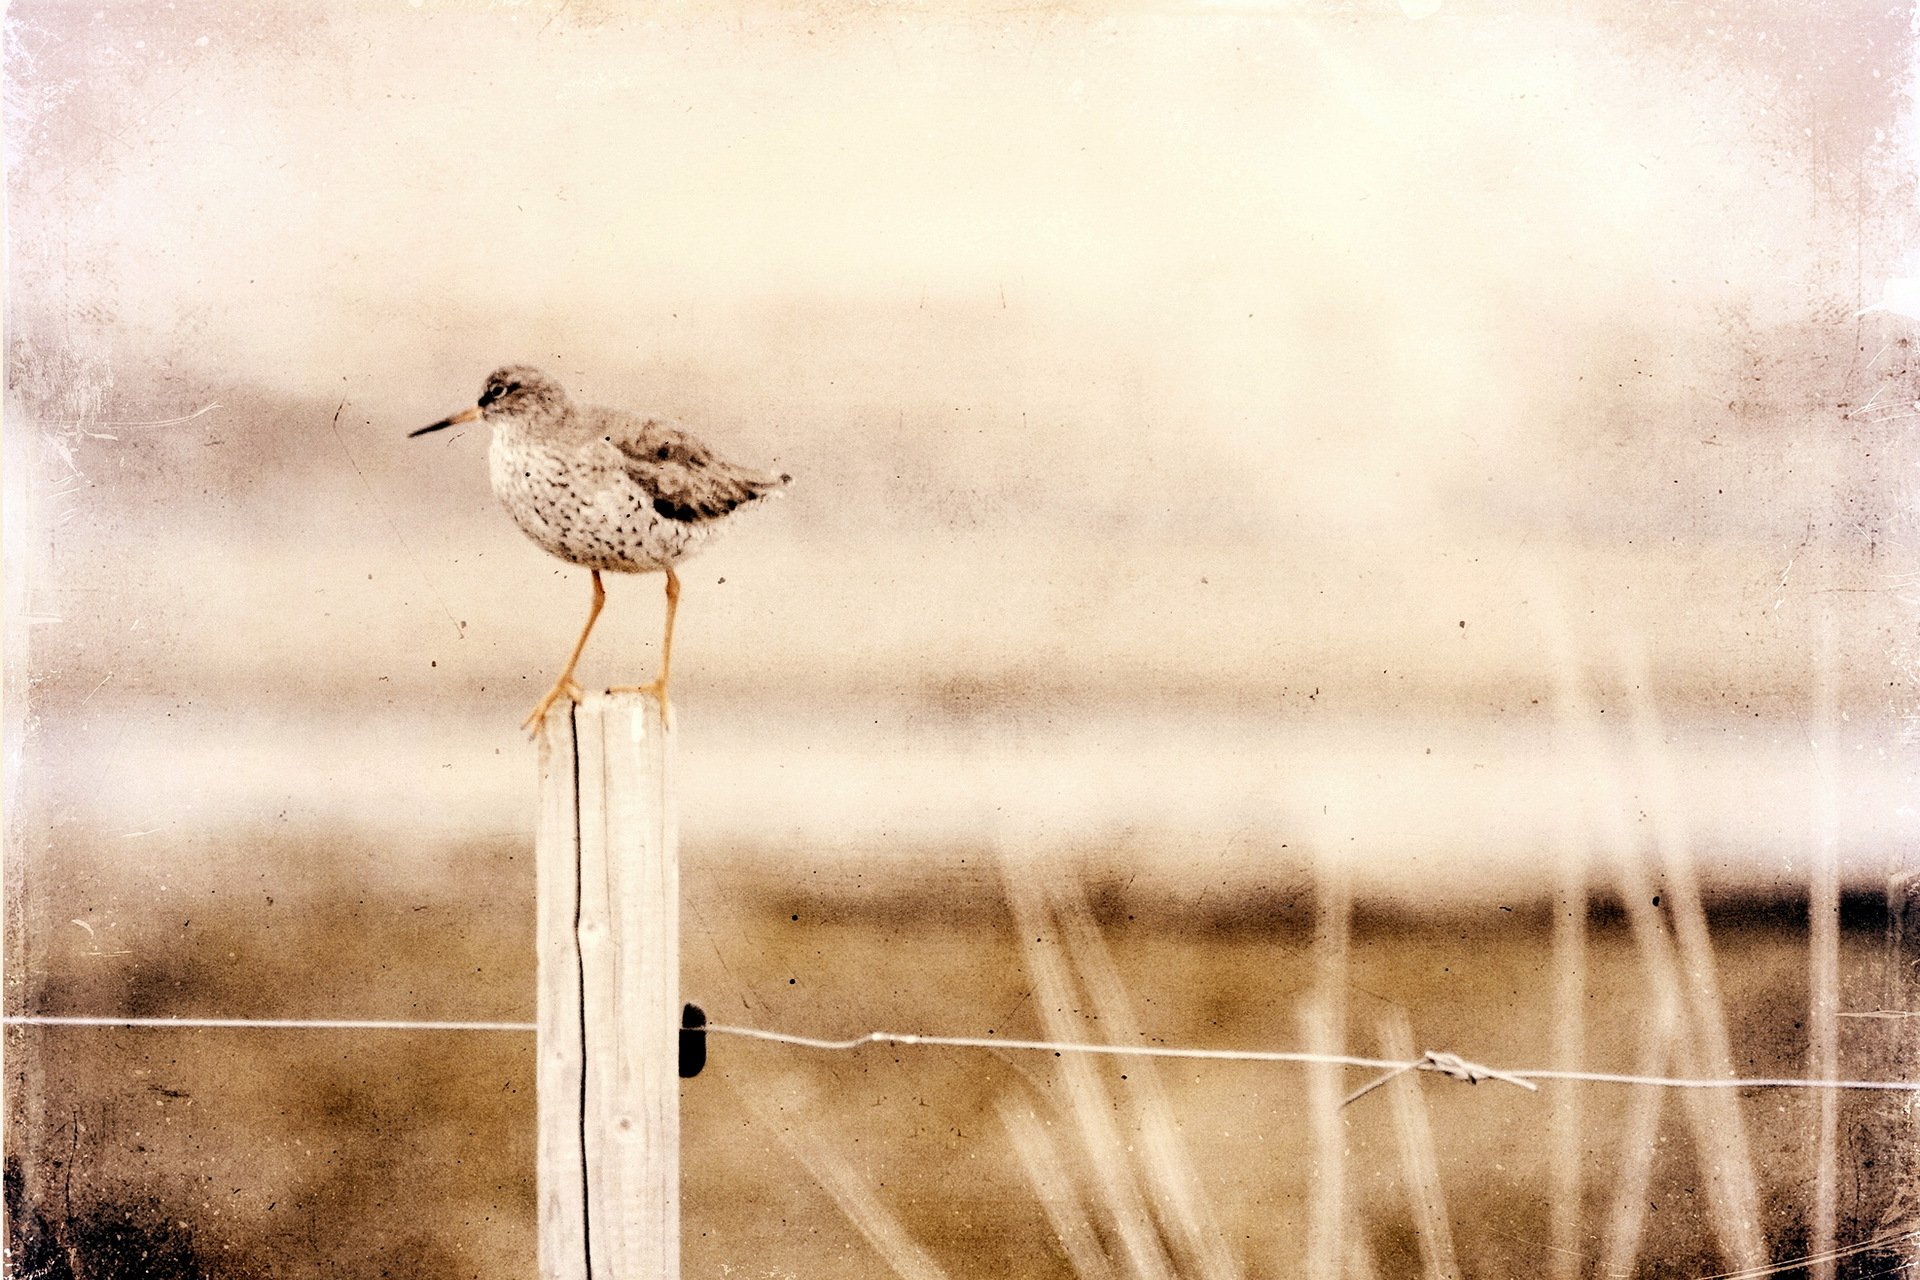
[481,374,789,575]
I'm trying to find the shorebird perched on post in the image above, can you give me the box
[412,365,791,729]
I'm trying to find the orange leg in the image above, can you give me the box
[609,566,680,724]
[522,569,605,731]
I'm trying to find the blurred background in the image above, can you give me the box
[5,0,1918,1276]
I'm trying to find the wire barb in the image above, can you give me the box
[1342,1051,1542,1108]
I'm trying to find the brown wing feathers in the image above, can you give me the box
[613,428,788,524]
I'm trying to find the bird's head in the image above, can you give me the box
[410,365,569,438]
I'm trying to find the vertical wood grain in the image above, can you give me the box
[539,694,678,1280]
[537,704,590,1280]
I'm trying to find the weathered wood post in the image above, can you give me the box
[536,694,679,1279]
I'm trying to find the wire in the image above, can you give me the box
[11,1014,1920,1096]
[703,1023,1920,1095]
[710,1022,1408,1069]
[3,1015,535,1032]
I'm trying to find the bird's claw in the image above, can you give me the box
[521,677,587,734]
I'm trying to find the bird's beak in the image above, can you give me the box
[409,405,481,438]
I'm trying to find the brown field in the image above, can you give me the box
[7,827,1912,1279]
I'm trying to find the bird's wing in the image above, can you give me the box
[605,413,789,523]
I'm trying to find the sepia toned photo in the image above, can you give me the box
[5,1,1917,1275]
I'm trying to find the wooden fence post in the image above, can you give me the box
[537,694,680,1280]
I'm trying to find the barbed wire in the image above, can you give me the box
[701,1022,1920,1096]
[14,1013,1913,1097]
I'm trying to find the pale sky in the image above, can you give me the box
[11,1,1903,411]
[7,0,1915,715]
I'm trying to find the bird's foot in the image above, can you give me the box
[521,677,587,733]
[607,678,673,730]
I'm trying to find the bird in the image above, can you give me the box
[411,365,790,730]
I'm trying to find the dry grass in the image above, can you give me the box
[7,825,1913,1278]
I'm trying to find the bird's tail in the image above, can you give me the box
[748,468,793,497]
